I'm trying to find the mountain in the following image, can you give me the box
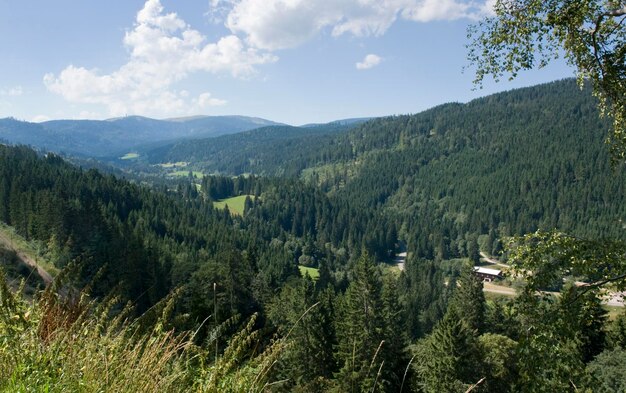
[136,121,360,176]
[299,117,372,128]
[0,115,282,157]
[146,79,626,246]
[2,79,625,392]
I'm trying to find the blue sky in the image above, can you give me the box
[0,0,574,125]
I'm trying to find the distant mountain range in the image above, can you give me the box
[137,79,626,241]
[0,115,283,157]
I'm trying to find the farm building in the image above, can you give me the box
[473,266,503,282]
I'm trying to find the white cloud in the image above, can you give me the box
[1,86,23,96]
[215,0,493,51]
[31,115,51,123]
[194,92,228,108]
[356,54,383,70]
[44,0,275,117]
[479,0,497,16]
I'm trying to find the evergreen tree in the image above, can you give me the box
[447,265,486,333]
[268,277,337,391]
[335,253,402,392]
[413,313,482,392]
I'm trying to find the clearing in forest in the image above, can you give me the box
[213,195,255,216]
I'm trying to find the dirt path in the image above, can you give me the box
[483,282,516,296]
[0,231,53,285]
[479,252,509,269]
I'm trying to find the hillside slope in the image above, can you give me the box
[150,79,626,256]
[0,115,281,157]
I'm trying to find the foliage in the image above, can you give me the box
[607,308,626,349]
[413,313,482,393]
[334,253,408,392]
[587,347,626,392]
[468,0,626,161]
[507,230,626,294]
[0,269,287,392]
[447,265,486,333]
[478,333,518,393]
[266,277,337,391]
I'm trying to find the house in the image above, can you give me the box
[473,266,503,282]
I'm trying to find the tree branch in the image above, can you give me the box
[564,272,626,307]
[605,6,626,18]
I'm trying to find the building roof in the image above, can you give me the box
[473,266,502,276]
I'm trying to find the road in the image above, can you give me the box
[483,282,516,296]
[479,251,509,269]
[0,230,53,285]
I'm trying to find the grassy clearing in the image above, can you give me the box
[298,265,320,280]
[120,152,139,160]
[383,263,403,277]
[157,161,189,168]
[168,170,204,178]
[605,305,624,321]
[213,195,255,216]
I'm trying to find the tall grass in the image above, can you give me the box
[0,270,286,392]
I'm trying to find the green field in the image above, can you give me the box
[606,305,624,321]
[157,161,189,168]
[213,195,255,216]
[119,152,139,160]
[298,265,320,280]
[168,170,204,178]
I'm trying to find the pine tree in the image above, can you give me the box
[447,265,486,333]
[334,253,385,392]
[268,277,337,391]
[414,313,482,392]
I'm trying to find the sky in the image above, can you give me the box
[0,0,575,125]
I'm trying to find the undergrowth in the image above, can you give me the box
[0,269,286,392]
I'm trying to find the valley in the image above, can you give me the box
[1,79,625,391]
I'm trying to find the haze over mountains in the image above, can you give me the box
[0,115,282,157]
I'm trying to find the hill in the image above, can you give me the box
[2,80,626,391]
[0,115,281,157]
[137,122,358,176]
[147,79,626,255]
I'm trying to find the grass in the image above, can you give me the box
[298,266,320,280]
[0,275,288,392]
[0,222,59,278]
[119,152,139,160]
[213,195,255,216]
[605,305,624,321]
[0,245,45,296]
[157,161,189,168]
[168,170,204,178]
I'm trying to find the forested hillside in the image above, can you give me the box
[150,80,626,255]
[137,122,358,176]
[2,79,626,391]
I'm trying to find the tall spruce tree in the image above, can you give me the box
[268,276,337,391]
[334,253,406,392]
[447,264,486,333]
[413,312,482,392]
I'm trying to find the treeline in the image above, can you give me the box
[158,81,626,248]
[0,145,396,327]
[151,80,626,258]
[2,141,626,390]
[330,79,626,258]
[141,123,355,177]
